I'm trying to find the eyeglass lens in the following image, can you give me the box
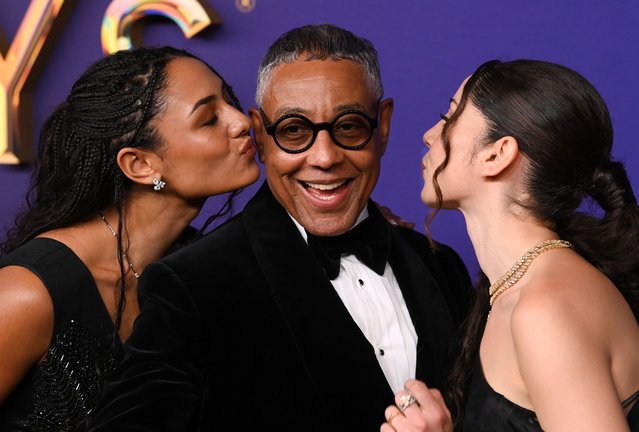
[274,112,374,151]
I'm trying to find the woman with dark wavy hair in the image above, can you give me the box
[381,60,639,431]
[0,46,260,431]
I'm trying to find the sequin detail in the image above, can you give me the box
[15,320,118,432]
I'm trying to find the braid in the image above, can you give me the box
[2,46,245,338]
[128,66,159,146]
[1,47,190,339]
[2,47,189,253]
[112,203,127,339]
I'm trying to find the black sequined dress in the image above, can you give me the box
[0,238,123,432]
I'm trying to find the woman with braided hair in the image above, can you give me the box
[382,60,639,431]
[0,46,260,431]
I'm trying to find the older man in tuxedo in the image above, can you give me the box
[89,24,472,431]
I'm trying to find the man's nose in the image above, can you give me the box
[305,130,344,169]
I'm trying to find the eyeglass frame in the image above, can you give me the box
[258,108,379,154]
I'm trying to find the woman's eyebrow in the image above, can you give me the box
[190,94,217,116]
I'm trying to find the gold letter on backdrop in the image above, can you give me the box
[0,0,65,164]
[101,0,219,54]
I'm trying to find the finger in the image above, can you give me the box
[382,405,404,430]
[404,380,452,429]
[404,381,453,431]
[408,385,450,418]
[396,391,419,413]
[428,388,452,418]
[420,389,452,428]
[404,380,432,401]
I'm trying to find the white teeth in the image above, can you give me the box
[316,195,334,201]
[304,180,347,191]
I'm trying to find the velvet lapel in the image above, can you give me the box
[388,229,457,387]
[242,183,394,420]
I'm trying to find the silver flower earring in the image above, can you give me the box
[152,178,166,192]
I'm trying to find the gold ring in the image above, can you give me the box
[398,394,417,412]
[387,411,403,423]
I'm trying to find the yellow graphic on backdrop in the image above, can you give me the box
[0,0,220,164]
[0,0,65,164]
[101,0,218,54]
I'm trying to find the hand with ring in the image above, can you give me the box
[380,380,453,432]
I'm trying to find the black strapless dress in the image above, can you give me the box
[464,357,639,431]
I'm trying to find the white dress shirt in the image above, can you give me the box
[291,209,417,393]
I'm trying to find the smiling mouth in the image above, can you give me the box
[300,179,350,201]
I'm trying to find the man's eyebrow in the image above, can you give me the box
[190,95,217,116]
[335,103,367,112]
[272,106,310,118]
[450,98,458,106]
[272,103,369,119]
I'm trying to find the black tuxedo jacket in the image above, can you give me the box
[88,183,472,431]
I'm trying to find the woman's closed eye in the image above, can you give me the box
[203,116,218,127]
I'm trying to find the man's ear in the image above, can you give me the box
[116,147,163,187]
[249,107,266,163]
[377,97,394,155]
[478,135,520,177]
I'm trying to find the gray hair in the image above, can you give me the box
[255,24,383,106]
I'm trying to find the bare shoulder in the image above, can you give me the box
[512,254,622,341]
[0,265,54,402]
[508,254,637,430]
[507,252,630,379]
[508,253,631,382]
[0,265,53,314]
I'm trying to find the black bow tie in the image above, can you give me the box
[306,205,391,280]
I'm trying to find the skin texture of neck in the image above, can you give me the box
[40,184,203,340]
[459,191,559,286]
[107,187,202,274]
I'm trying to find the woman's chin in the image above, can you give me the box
[420,192,436,207]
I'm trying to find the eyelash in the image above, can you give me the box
[439,112,450,123]
[203,116,218,127]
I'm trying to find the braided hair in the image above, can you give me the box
[2,46,243,336]
[429,59,639,429]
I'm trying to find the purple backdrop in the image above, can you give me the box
[1,0,638,277]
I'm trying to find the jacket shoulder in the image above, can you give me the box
[394,226,475,325]
[159,213,250,269]
[395,227,463,267]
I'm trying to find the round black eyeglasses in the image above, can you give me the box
[259,109,378,154]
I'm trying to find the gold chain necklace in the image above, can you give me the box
[489,239,572,308]
[99,211,140,279]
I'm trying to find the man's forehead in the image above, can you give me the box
[261,60,376,117]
